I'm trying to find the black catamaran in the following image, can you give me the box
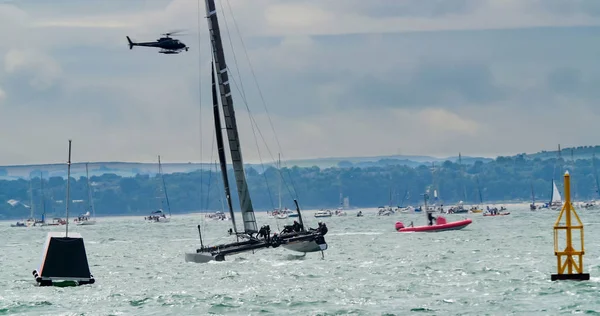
[185,0,328,263]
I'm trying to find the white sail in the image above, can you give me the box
[551,180,562,203]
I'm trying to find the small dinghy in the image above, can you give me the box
[483,212,510,217]
[395,216,472,232]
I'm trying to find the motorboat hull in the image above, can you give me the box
[76,220,97,225]
[146,217,170,223]
[396,219,472,233]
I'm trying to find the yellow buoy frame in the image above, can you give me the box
[551,171,590,281]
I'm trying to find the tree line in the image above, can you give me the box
[1,155,597,219]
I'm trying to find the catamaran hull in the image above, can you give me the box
[184,252,219,263]
[282,240,327,253]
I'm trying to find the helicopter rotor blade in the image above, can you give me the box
[162,29,187,36]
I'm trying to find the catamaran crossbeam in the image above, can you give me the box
[188,232,327,262]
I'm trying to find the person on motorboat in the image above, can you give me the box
[427,212,436,226]
[357,211,363,217]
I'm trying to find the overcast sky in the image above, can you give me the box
[0,0,599,165]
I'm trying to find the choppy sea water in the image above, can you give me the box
[1,206,600,315]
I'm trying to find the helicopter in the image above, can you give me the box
[126,31,189,54]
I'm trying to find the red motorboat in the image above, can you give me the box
[483,212,510,217]
[395,216,472,233]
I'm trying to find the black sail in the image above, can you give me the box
[211,62,238,233]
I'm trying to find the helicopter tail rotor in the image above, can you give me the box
[126,36,134,50]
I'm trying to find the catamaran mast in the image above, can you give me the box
[85,163,96,219]
[206,0,258,234]
[158,155,172,217]
[211,62,237,234]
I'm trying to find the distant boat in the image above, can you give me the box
[550,179,563,210]
[75,163,97,225]
[12,179,46,227]
[530,183,537,210]
[377,206,395,216]
[145,155,171,223]
[314,209,333,218]
[205,211,229,220]
[146,209,170,223]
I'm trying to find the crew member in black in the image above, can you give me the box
[427,212,436,226]
[292,220,302,232]
[317,222,328,235]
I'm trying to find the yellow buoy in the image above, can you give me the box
[551,171,590,281]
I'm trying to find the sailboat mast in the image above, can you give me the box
[593,152,600,199]
[459,153,467,202]
[158,155,172,217]
[278,153,282,211]
[211,62,238,234]
[531,183,535,204]
[206,0,258,234]
[29,179,34,219]
[476,176,483,204]
[85,163,96,218]
[40,172,45,221]
[65,140,72,238]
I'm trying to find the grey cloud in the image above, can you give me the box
[341,62,506,109]
[315,0,481,19]
[547,68,582,94]
[546,67,600,105]
[535,0,600,17]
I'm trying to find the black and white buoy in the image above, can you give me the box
[32,140,95,287]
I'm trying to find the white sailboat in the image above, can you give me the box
[75,163,97,225]
[12,179,42,227]
[550,180,563,210]
[270,154,296,219]
[145,155,171,223]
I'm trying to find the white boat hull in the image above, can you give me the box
[76,220,97,226]
[282,240,327,253]
[147,217,170,223]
